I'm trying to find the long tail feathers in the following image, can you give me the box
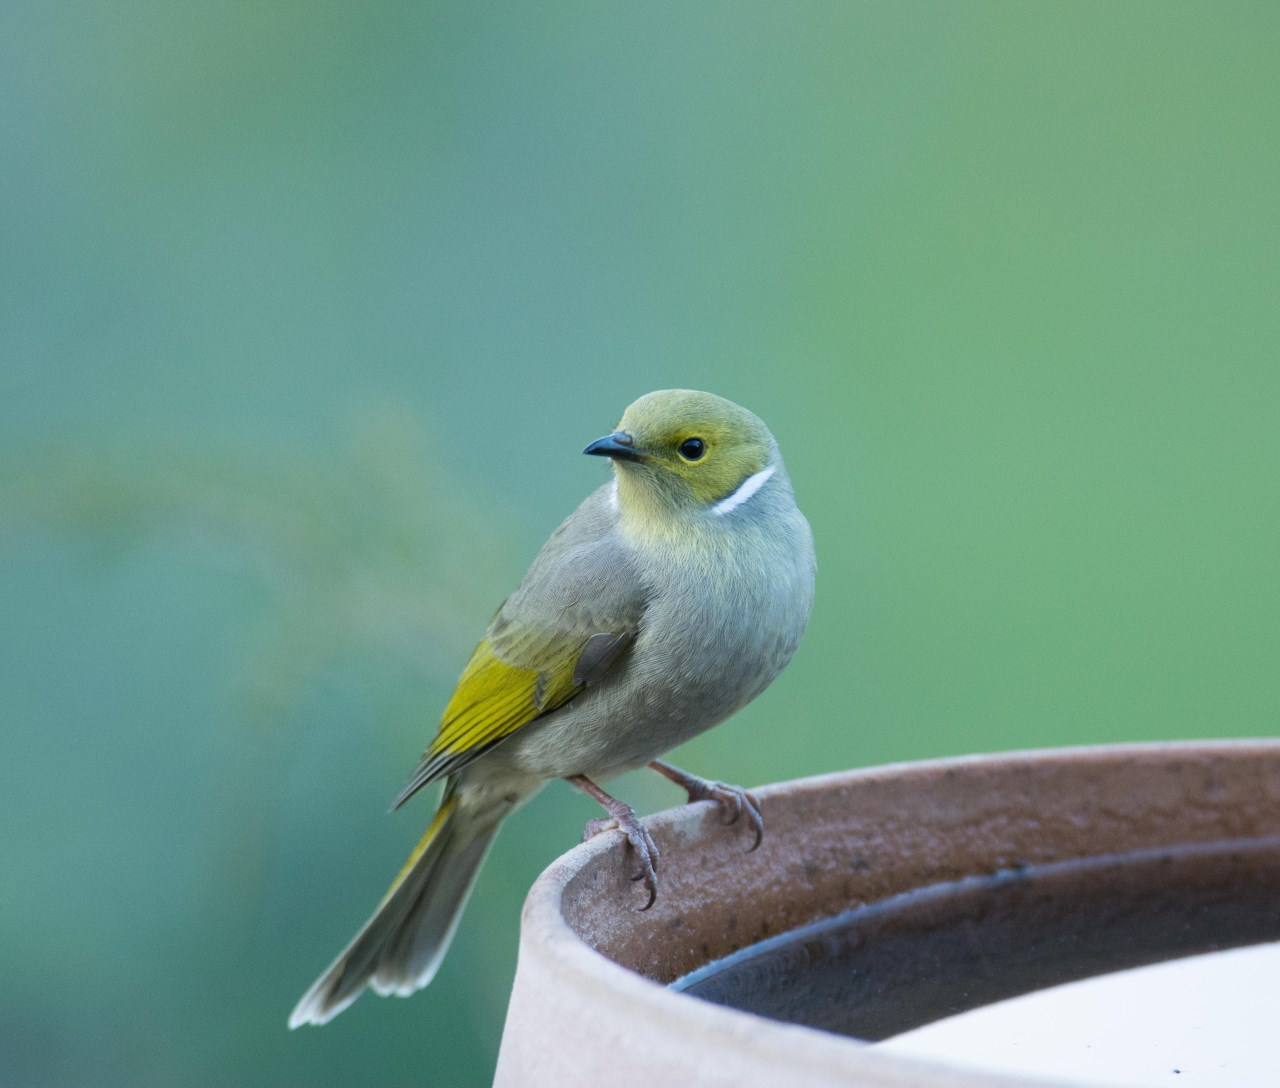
[289,793,499,1027]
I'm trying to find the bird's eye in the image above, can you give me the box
[678,437,706,461]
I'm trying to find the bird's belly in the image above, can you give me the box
[497,573,809,782]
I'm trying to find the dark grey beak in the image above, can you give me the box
[583,431,644,462]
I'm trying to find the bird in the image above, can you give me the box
[289,389,815,1027]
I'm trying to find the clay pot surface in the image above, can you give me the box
[495,741,1280,1087]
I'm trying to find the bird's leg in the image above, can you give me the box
[648,759,764,851]
[567,775,660,910]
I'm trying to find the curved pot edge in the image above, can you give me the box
[496,740,1280,1088]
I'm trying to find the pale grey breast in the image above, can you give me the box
[506,468,814,781]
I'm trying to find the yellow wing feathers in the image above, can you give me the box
[391,625,632,809]
[437,639,581,757]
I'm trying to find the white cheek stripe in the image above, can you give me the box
[608,477,620,511]
[711,464,775,516]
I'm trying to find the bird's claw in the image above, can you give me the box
[583,808,660,910]
[685,779,765,852]
[647,761,765,852]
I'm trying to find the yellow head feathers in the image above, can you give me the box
[585,389,777,517]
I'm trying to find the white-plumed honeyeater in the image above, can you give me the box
[290,389,816,1026]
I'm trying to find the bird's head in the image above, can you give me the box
[585,390,780,532]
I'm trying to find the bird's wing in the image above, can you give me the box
[392,485,643,808]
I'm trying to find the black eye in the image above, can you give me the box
[678,437,706,461]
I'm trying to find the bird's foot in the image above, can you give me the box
[648,759,764,851]
[568,776,660,910]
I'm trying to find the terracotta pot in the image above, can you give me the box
[495,741,1280,1087]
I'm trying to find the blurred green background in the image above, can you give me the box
[3,2,1277,1085]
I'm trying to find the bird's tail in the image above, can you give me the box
[289,786,500,1027]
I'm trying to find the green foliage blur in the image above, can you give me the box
[3,3,1277,1085]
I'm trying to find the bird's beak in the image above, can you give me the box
[583,431,644,463]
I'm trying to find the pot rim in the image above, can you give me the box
[506,739,1280,1088]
